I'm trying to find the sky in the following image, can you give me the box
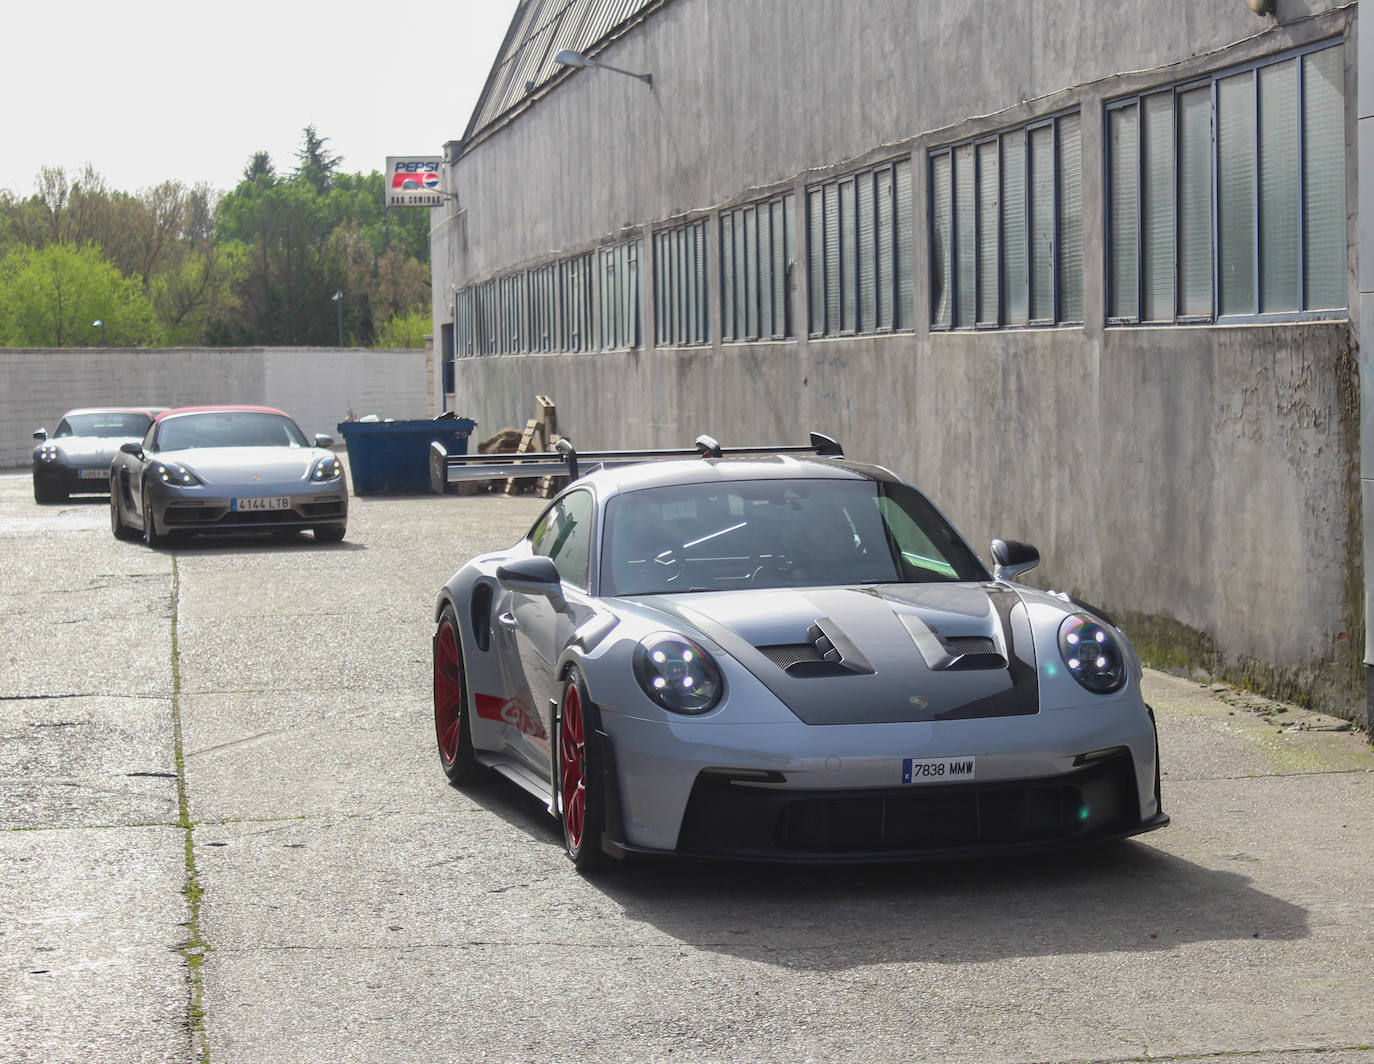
[0,0,516,197]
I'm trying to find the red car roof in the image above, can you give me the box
[154,405,291,420]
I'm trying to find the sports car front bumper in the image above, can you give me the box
[596,701,1166,861]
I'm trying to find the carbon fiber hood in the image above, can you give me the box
[646,584,1038,724]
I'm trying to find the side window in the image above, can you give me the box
[531,490,594,590]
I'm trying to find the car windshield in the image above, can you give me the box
[57,412,154,438]
[600,477,988,595]
[155,411,308,451]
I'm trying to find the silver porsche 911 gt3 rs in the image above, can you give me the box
[431,434,1167,868]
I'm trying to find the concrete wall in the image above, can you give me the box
[432,0,1364,721]
[0,347,428,469]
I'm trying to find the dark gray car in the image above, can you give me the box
[32,407,165,503]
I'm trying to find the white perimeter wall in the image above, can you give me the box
[0,347,429,469]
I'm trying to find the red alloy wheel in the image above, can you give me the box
[434,620,464,767]
[559,683,587,852]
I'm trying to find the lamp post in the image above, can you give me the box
[331,290,343,347]
[92,319,105,345]
[554,48,653,88]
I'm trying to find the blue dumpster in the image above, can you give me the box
[337,417,476,495]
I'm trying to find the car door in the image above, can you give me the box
[117,423,157,526]
[506,489,596,775]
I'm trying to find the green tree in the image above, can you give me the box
[293,124,342,194]
[243,151,276,184]
[376,306,430,348]
[0,243,162,346]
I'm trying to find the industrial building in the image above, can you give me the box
[428,0,1370,729]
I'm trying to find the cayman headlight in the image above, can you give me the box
[633,634,724,714]
[154,461,202,487]
[37,445,60,462]
[311,454,343,482]
[1058,613,1127,694]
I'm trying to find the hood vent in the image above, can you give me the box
[899,615,1006,671]
[758,617,875,678]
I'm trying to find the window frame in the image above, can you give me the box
[928,108,1083,332]
[1104,38,1347,327]
[806,158,914,338]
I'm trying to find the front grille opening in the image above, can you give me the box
[676,752,1140,858]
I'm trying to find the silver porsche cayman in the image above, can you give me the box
[109,405,348,547]
[430,434,1167,868]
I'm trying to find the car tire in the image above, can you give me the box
[141,483,169,548]
[433,605,488,786]
[33,479,65,504]
[110,486,137,541]
[313,525,346,544]
[558,667,607,871]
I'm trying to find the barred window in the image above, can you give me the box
[930,111,1082,329]
[807,160,912,336]
[599,240,642,351]
[1107,41,1345,323]
[721,193,795,342]
[654,220,709,346]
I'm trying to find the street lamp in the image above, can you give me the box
[331,290,343,347]
[91,319,105,345]
[554,48,653,88]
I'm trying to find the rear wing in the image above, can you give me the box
[429,432,843,494]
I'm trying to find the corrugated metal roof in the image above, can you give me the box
[461,0,658,147]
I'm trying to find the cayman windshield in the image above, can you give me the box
[57,412,154,439]
[155,411,308,451]
[600,478,988,595]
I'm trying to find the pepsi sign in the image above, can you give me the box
[385,156,446,207]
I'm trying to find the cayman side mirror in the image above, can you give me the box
[33,429,47,441]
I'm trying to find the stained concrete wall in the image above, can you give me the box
[432,0,1364,721]
[0,347,427,469]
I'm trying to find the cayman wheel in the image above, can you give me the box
[110,485,137,541]
[141,483,168,548]
[433,605,486,785]
[558,668,606,870]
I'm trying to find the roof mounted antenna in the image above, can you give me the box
[695,434,723,458]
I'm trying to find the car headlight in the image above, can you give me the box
[154,461,203,486]
[1058,613,1127,694]
[37,445,60,462]
[633,634,724,714]
[311,454,343,482]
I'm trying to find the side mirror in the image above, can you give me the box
[497,556,566,607]
[991,538,1039,582]
[33,429,47,441]
[314,433,334,449]
[120,442,143,456]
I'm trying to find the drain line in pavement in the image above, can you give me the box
[170,556,211,1064]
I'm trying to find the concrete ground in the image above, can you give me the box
[0,465,1371,1064]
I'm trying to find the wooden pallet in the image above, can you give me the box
[501,419,544,496]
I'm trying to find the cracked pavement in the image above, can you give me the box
[1,467,1372,1064]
